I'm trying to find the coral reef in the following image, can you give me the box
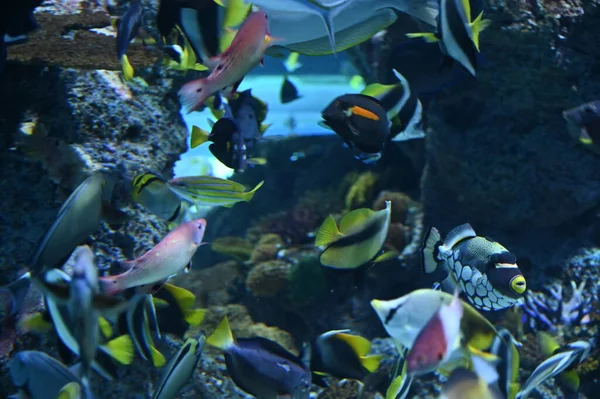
[246,260,292,298]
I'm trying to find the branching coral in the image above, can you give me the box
[520,280,592,331]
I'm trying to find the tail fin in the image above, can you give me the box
[121,55,134,81]
[242,180,264,202]
[206,316,235,349]
[470,12,492,51]
[190,126,211,148]
[421,226,442,273]
[360,354,383,373]
[178,78,211,114]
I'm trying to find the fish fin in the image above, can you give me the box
[314,9,337,54]
[152,297,170,308]
[470,349,500,384]
[241,180,264,201]
[178,78,211,114]
[421,226,442,274]
[163,283,196,309]
[469,12,491,52]
[335,333,371,356]
[191,126,211,148]
[151,346,167,367]
[18,312,52,332]
[406,32,439,43]
[558,369,580,393]
[98,316,113,338]
[260,57,265,67]
[444,223,477,248]
[360,83,395,98]
[105,334,135,365]
[247,158,267,166]
[372,250,399,263]
[259,123,272,134]
[184,308,207,326]
[315,215,343,247]
[206,316,235,349]
[537,332,561,356]
[55,382,82,399]
[121,55,134,81]
[360,354,383,373]
[219,30,236,52]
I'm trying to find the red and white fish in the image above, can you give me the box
[406,290,464,375]
[178,10,276,113]
[99,219,207,296]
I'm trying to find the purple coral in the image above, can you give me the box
[520,280,592,331]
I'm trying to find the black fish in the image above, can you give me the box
[116,0,144,81]
[280,76,301,104]
[563,100,600,153]
[320,93,390,163]
[206,317,312,399]
[157,0,220,63]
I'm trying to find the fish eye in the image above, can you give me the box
[510,275,527,295]
[437,352,443,361]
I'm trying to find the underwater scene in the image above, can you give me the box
[1,0,600,398]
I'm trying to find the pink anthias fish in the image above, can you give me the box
[178,10,277,113]
[406,290,464,375]
[99,219,207,296]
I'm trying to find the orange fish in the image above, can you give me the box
[178,11,276,113]
[99,219,207,296]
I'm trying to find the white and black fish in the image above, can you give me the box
[422,223,526,311]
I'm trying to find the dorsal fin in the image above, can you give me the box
[444,224,477,248]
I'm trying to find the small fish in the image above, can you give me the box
[123,295,166,367]
[489,328,520,399]
[280,76,302,104]
[406,290,464,375]
[178,11,276,113]
[315,201,392,269]
[283,51,302,73]
[116,0,144,81]
[440,367,503,399]
[133,171,264,210]
[206,316,312,399]
[515,335,592,399]
[44,269,135,379]
[370,289,497,356]
[55,382,82,399]
[407,0,490,76]
[9,351,82,399]
[361,70,425,142]
[422,223,526,311]
[309,330,382,385]
[152,282,206,338]
[67,246,99,390]
[162,27,209,72]
[320,93,390,163]
[152,335,206,399]
[99,219,207,296]
[563,100,600,153]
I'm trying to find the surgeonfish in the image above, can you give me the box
[563,100,600,153]
[9,351,82,399]
[151,335,206,399]
[99,219,207,296]
[320,93,390,164]
[309,330,382,385]
[405,290,464,375]
[407,0,491,76]
[361,70,425,142]
[515,334,592,399]
[55,382,83,399]
[178,11,276,113]
[249,0,439,55]
[0,172,127,318]
[315,201,392,269]
[115,0,144,81]
[206,316,312,399]
[44,269,135,380]
[67,246,99,390]
[422,223,527,311]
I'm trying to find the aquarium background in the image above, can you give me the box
[1,0,599,399]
